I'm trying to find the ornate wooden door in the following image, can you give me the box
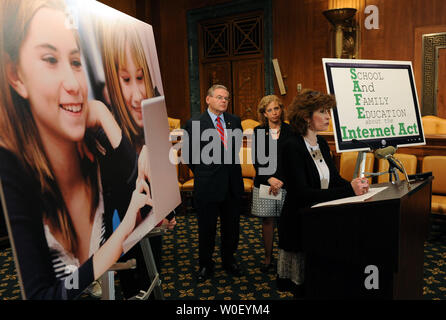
[199,12,264,120]
[438,48,446,118]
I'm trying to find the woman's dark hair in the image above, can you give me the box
[287,89,336,135]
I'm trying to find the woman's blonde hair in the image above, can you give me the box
[98,18,154,147]
[0,0,98,253]
[257,95,284,126]
[287,89,336,136]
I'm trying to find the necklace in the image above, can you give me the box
[304,138,323,163]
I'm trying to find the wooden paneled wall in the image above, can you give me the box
[98,0,153,24]
[272,0,331,108]
[99,0,446,124]
[153,0,232,125]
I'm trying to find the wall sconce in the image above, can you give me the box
[323,8,359,59]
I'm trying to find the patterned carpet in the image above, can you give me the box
[159,213,293,300]
[1,214,445,300]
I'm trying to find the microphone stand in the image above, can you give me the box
[351,140,411,188]
[387,157,401,183]
[390,156,412,188]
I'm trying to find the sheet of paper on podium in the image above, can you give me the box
[311,186,388,208]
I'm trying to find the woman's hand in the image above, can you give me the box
[85,100,108,130]
[86,100,122,149]
[161,217,177,230]
[92,178,152,279]
[268,177,283,196]
[120,178,153,237]
[351,177,370,196]
[138,145,150,183]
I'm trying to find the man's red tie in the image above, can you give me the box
[216,117,227,149]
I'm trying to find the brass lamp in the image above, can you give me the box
[323,8,358,59]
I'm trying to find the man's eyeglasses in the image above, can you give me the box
[214,95,230,102]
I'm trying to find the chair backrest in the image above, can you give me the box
[168,117,181,131]
[438,120,446,134]
[421,115,446,135]
[377,153,417,183]
[328,119,333,132]
[241,119,260,134]
[422,156,446,195]
[169,148,181,177]
[239,147,256,178]
[339,152,374,183]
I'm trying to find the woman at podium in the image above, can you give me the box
[277,89,369,298]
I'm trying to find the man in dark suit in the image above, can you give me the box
[184,84,244,281]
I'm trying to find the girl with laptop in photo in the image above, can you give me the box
[96,16,176,298]
[0,0,152,299]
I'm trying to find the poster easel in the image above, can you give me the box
[101,228,166,300]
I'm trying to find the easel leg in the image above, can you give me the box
[140,237,165,300]
[100,271,115,300]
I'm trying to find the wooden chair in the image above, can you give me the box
[239,147,256,193]
[241,119,260,136]
[422,156,446,217]
[169,148,187,215]
[179,167,194,214]
[377,153,417,184]
[181,169,194,192]
[422,115,446,135]
[170,148,182,190]
[339,151,374,184]
[167,117,181,131]
[239,147,255,213]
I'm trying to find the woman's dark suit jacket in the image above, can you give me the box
[252,122,293,188]
[278,134,355,252]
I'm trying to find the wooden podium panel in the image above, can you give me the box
[301,178,432,299]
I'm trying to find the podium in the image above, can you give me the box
[301,178,432,299]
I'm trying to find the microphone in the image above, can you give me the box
[374,146,396,159]
[374,146,404,173]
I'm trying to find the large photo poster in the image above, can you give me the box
[0,0,179,300]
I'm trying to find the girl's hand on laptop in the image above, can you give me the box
[121,178,153,236]
[138,145,151,183]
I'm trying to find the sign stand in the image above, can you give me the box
[100,228,166,300]
[353,151,367,179]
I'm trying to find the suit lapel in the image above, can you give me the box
[223,112,232,129]
[200,110,215,130]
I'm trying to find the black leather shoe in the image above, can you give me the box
[223,263,242,277]
[197,266,214,282]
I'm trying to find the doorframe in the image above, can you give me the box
[186,0,273,118]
